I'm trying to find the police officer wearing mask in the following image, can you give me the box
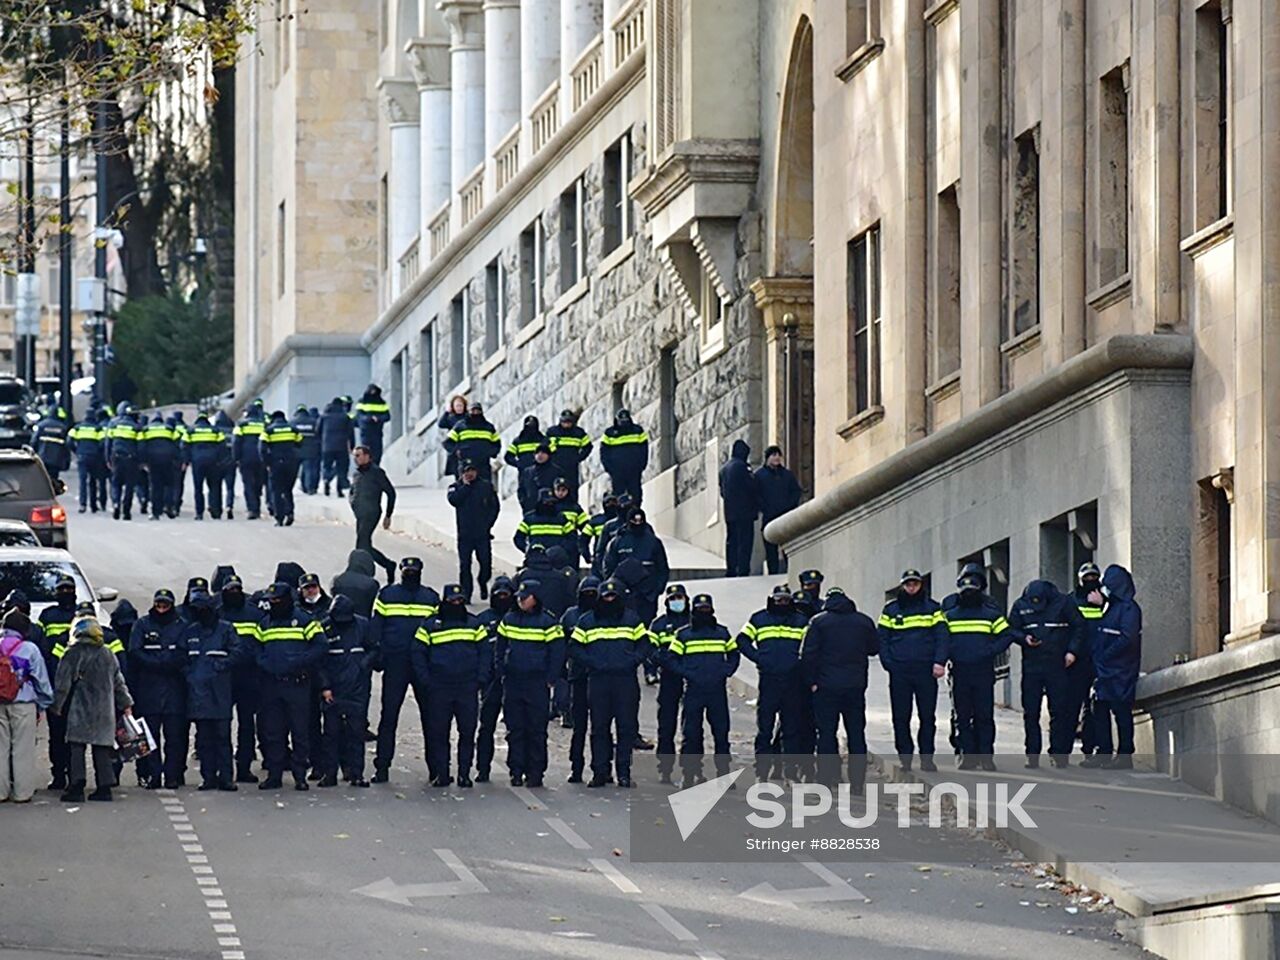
[412,584,490,788]
[444,401,501,482]
[546,409,592,498]
[32,406,70,483]
[737,585,809,781]
[601,506,670,624]
[667,594,738,786]
[260,410,302,526]
[582,492,620,568]
[504,416,546,475]
[316,594,376,788]
[1067,562,1104,759]
[39,577,79,790]
[297,572,332,779]
[494,581,566,787]
[560,576,599,782]
[571,579,650,788]
[943,564,1015,771]
[128,589,190,788]
[232,400,267,519]
[877,570,948,772]
[474,575,514,783]
[599,409,649,505]
[183,591,239,791]
[448,459,500,602]
[1008,580,1087,767]
[216,572,262,783]
[255,581,326,790]
[183,413,229,520]
[647,584,689,783]
[291,404,322,494]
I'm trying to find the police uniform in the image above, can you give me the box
[444,406,502,482]
[255,583,326,788]
[599,411,649,505]
[494,584,565,786]
[260,413,302,525]
[32,412,70,482]
[38,582,80,789]
[666,595,738,783]
[1068,563,1105,757]
[183,593,239,790]
[217,574,262,781]
[316,595,376,786]
[1008,580,1087,765]
[232,404,267,519]
[877,570,949,770]
[647,585,689,782]
[105,408,143,520]
[560,577,599,782]
[447,462,500,602]
[474,578,515,782]
[355,387,392,464]
[737,586,808,778]
[942,565,1015,768]
[545,411,592,498]
[291,405,322,494]
[128,590,190,787]
[183,415,229,519]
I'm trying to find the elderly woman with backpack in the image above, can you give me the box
[0,627,53,802]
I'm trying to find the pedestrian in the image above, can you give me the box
[1067,562,1104,758]
[316,594,376,788]
[349,445,398,584]
[601,506,669,624]
[737,585,809,780]
[942,564,1014,771]
[444,401,501,482]
[718,439,759,577]
[581,492,620,568]
[232,399,268,519]
[183,590,239,791]
[214,571,262,783]
[754,446,802,575]
[515,488,580,557]
[1080,564,1142,770]
[599,409,649,504]
[495,581,565,787]
[291,404,322,495]
[800,587,879,790]
[877,569,948,773]
[261,410,302,526]
[570,578,649,788]
[437,394,468,477]
[105,402,143,521]
[546,409,592,499]
[474,575,514,783]
[319,396,354,497]
[355,384,391,464]
[412,584,489,787]
[69,411,107,513]
[37,577,78,790]
[142,413,182,520]
[504,415,546,477]
[0,625,53,802]
[370,558,439,783]
[448,459,500,603]
[255,581,326,790]
[128,588,190,788]
[51,617,133,803]
[1008,580,1086,768]
[213,409,237,519]
[647,584,689,783]
[560,576,599,783]
[518,443,558,512]
[32,406,71,484]
[331,550,381,619]
[666,594,738,786]
[183,412,228,520]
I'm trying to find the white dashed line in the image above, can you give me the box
[544,816,591,850]
[508,785,547,810]
[638,902,697,941]
[156,795,247,958]
[588,858,641,894]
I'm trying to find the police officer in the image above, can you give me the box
[141,413,181,520]
[518,443,558,512]
[737,585,809,780]
[552,478,590,545]
[1008,580,1087,767]
[213,409,237,518]
[591,493,632,576]
[877,569,949,772]
[183,413,229,520]
[494,581,565,787]
[448,459,500,602]
[601,506,670,625]
[444,401,501,482]
[667,594,738,785]
[38,578,78,790]
[167,410,189,514]
[474,575,514,783]
[546,409,592,499]
[371,558,440,783]
[292,404,322,494]
[504,415,546,477]
[412,584,490,788]
[1067,562,1104,759]
[1080,564,1142,770]
[316,594,377,788]
[232,400,268,519]
[260,410,302,526]
[354,384,391,465]
[599,409,649,504]
[790,569,825,758]
[183,590,239,791]
[255,581,326,790]
[582,492,620,568]
[216,572,262,783]
[128,589,190,788]
[33,406,70,483]
[801,588,879,789]
[560,576,599,782]
[943,564,1015,771]
[515,488,580,556]
[105,403,143,520]
[69,412,107,513]
[647,584,689,783]
[319,397,355,496]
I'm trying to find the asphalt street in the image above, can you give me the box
[0,477,1146,960]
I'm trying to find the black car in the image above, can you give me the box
[0,449,68,548]
[0,377,39,448]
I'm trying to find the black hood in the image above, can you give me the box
[111,599,139,633]
[1021,579,1061,608]
[214,410,234,428]
[518,417,541,437]
[546,546,572,569]
[274,562,306,589]
[345,550,376,577]
[731,438,751,461]
[330,594,356,624]
[324,400,343,414]
[1102,565,1136,602]
[211,565,240,593]
[822,592,856,614]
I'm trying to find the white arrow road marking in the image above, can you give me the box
[352,848,488,905]
[667,768,746,840]
[739,860,865,907]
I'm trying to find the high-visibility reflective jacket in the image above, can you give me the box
[411,610,491,687]
[736,604,808,677]
[666,619,738,688]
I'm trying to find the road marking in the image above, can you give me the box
[588,858,641,894]
[200,887,224,896]
[638,903,697,941]
[739,860,865,906]
[352,848,488,905]
[213,923,237,934]
[217,938,241,947]
[188,855,210,864]
[695,951,726,960]
[207,900,228,909]
[183,844,204,853]
[196,877,220,886]
[509,785,547,810]
[544,816,591,850]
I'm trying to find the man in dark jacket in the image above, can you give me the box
[515,544,576,618]
[232,400,267,519]
[591,493,633,577]
[801,588,879,789]
[69,413,107,512]
[647,584,689,782]
[349,445,398,583]
[515,488,580,557]
[291,404,322,494]
[667,594,738,785]
[128,589,190,788]
[39,577,81,788]
[141,413,181,520]
[943,564,1015,770]
[582,492,619,567]
[504,416,546,477]
[519,444,559,512]
[738,586,809,780]
[1080,565,1142,770]
[560,576,599,782]
[754,446,802,574]
[546,409,592,498]
[212,410,237,519]
[255,581,326,790]
[474,576,514,782]
[216,571,262,782]
[601,507,669,624]
[355,384,391,465]
[877,570,949,772]
[719,439,759,577]
[599,409,648,504]
[331,549,381,618]
[317,594,376,787]
[448,459,500,602]
[260,410,302,526]
[495,581,565,787]
[167,410,189,515]
[1008,580,1087,767]
[33,407,71,483]
[319,397,355,497]
[183,591,239,791]
[183,413,229,520]
[1067,561,1104,758]
[444,401,501,482]
[412,584,490,787]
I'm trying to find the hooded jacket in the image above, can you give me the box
[504,418,547,471]
[411,602,491,687]
[291,407,321,459]
[477,579,515,692]
[519,458,560,509]
[183,415,229,469]
[231,406,266,466]
[667,614,738,688]
[69,417,106,463]
[331,550,381,618]
[355,387,391,444]
[1007,580,1086,672]
[570,595,650,676]
[104,411,143,464]
[718,439,759,523]
[260,413,301,467]
[128,607,189,716]
[1091,565,1142,703]
[737,597,809,677]
[183,602,239,720]
[448,473,500,537]
[599,415,648,481]
[141,414,182,467]
[317,595,377,713]
[274,562,306,593]
[319,400,355,455]
[515,550,576,618]
[561,577,600,682]
[602,521,670,603]
[33,414,71,472]
[877,589,949,670]
[799,592,879,690]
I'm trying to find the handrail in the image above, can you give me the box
[428,201,451,258]
[493,123,520,192]
[459,163,485,226]
[611,0,646,66]
[570,34,605,112]
[530,79,561,154]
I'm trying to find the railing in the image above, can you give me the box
[612,0,646,66]
[398,235,420,290]
[459,163,485,227]
[570,35,605,113]
[530,79,561,154]
[428,201,451,258]
[493,124,520,192]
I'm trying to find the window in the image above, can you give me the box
[389,349,405,442]
[559,178,584,291]
[450,291,468,385]
[1097,65,1130,284]
[484,258,505,356]
[1194,1,1231,228]
[277,200,286,298]
[1197,476,1232,652]
[611,378,626,417]
[847,224,882,415]
[419,323,436,417]
[658,344,677,470]
[1009,127,1040,338]
[378,175,388,274]
[1039,502,1097,590]
[603,133,635,255]
[845,0,881,54]
[519,218,544,327]
[934,183,961,380]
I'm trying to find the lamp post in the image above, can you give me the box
[58,94,72,415]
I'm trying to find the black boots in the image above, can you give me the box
[60,781,86,803]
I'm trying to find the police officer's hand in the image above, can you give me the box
[382,516,391,530]
[1025,634,1041,647]
[1064,653,1076,668]
[322,689,334,703]
[122,706,133,718]
[1087,589,1104,605]
[932,663,945,679]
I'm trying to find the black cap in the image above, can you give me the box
[442,584,466,603]
[267,582,292,601]
[460,459,478,472]
[469,401,483,412]
[691,593,714,612]
[798,569,824,586]
[599,579,622,598]
[900,569,924,585]
[221,574,244,591]
[603,492,619,505]
[770,585,793,601]
[399,557,423,571]
[559,409,575,421]
[665,583,688,598]
[516,580,540,600]
[187,576,209,592]
[553,477,569,490]
[55,575,76,591]
[536,442,552,455]
[491,576,515,596]
[153,588,176,604]
[299,573,321,589]
[628,507,646,523]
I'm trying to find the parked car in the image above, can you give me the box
[0,449,68,548]
[0,547,117,620]
[0,519,42,547]
[0,377,40,449]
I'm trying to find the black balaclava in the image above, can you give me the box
[55,585,76,612]
[221,585,245,613]
[152,601,177,625]
[597,582,623,619]
[190,593,218,626]
[490,576,515,614]
[602,495,619,520]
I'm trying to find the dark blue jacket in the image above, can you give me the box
[494,607,565,684]
[444,414,502,468]
[141,415,181,467]
[319,401,354,455]
[545,424,592,484]
[477,595,513,692]
[570,605,650,675]
[255,604,326,679]
[411,608,491,687]
[754,463,802,521]
[370,583,439,657]
[291,408,321,459]
[33,415,71,472]
[128,612,189,716]
[355,390,391,445]
[218,593,262,689]
[599,420,648,481]
[602,523,669,603]
[317,597,377,713]
[667,617,738,689]
[105,413,143,464]
[736,602,808,677]
[183,416,229,469]
[1007,580,1087,673]
[1092,565,1142,703]
[799,593,879,690]
[504,423,547,472]
[231,411,266,465]
[70,418,107,463]
[183,618,238,720]
[1070,587,1105,674]
[877,592,949,669]
[647,609,689,672]
[718,439,759,523]
[449,476,500,538]
[260,416,301,468]
[561,578,599,681]
[942,594,1015,667]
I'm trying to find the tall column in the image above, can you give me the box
[483,0,521,152]
[407,39,452,236]
[560,0,602,81]
[441,1,486,189]
[521,0,560,112]
[378,77,420,297]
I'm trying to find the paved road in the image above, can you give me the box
[0,481,1144,960]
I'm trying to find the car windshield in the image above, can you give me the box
[0,463,54,500]
[0,560,90,604]
[0,383,28,406]
[0,529,40,547]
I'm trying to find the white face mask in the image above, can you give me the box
[669,599,687,614]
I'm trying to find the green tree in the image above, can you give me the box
[109,292,230,405]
